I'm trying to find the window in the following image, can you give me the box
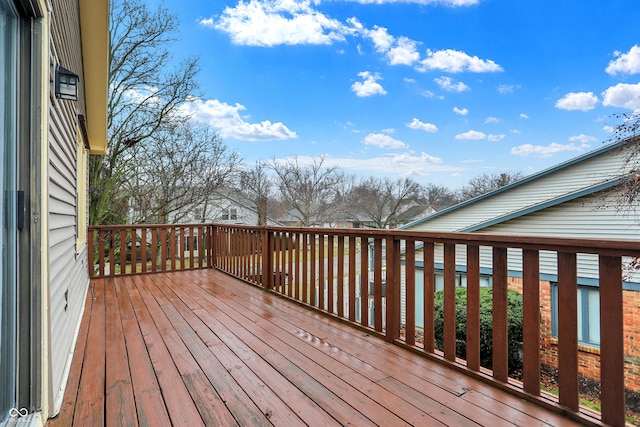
[221,207,238,221]
[434,271,492,292]
[551,283,600,347]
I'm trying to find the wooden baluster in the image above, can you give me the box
[557,252,579,411]
[522,249,540,395]
[120,228,127,275]
[170,227,176,271]
[599,255,624,426]
[131,227,137,274]
[319,234,325,310]
[492,246,509,383]
[385,236,401,343]
[337,235,345,318]
[141,228,147,273]
[98,229,105,277]
[360,237,369,328]
[328,235,335,314]
[348,236,356,322]
[423,242,435,353]
[466,245,480,371]
[443,243,456,362]
[310,233,316,306]
[303,233,309,304]
[373,238,383,332]
[405,240,416,346]
[288,233,294,298]
[160,228,167,271]
[109,230,116,277]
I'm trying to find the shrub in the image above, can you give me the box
[433,286,524,375]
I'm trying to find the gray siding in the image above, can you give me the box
[409,148,629,233]
[48,0,90,408]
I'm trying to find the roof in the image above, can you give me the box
[401,137,635,232]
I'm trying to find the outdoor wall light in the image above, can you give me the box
[55,64,80,101]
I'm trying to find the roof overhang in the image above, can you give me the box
[79,0,109,155]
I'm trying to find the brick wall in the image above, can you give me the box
[506,277,640,391]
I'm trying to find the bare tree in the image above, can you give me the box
[127,125,241,224]
[348,177,424,228]
[239,161,274,225]
[458,171,524,201]
[90,0,200,225]
[607,113,640,215]
[423,183,459,210]
[271,156,346,226]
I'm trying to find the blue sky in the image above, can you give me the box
[146,0,640,187]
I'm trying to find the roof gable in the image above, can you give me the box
[402,138,634,232]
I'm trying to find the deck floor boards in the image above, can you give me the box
[47,269,584,427]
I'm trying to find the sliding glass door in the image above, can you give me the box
[0,0,18,423]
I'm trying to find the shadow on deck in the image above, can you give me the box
[47,269,583,426]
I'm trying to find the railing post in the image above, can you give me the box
[599,255,625,426]
[262,228,273,290]
[385,236,401,343]
[557,252,579,411]
[88,228,95,277]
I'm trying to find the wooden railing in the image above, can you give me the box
[89,223,640,426]
[88,224,214,277]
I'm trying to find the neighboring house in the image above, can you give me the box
[0,1,108,425]
[399,138,640,390]
[180,188,282,226]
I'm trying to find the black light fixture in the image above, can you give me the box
[55,64,80,101]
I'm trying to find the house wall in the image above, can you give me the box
[507,277,640,392]
[47,0,91,413]
[406,147,629,233]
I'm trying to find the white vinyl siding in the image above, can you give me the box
[408,148,629,233]
[47,0,90,410]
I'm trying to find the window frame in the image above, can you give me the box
[551,282,600,348]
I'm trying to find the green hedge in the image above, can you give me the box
[433,286,524,375]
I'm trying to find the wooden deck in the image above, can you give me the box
[47,269,583,427]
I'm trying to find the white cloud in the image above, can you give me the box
[381,128,396,134]
[179,98,297,141]
[418,49,503,73]
[200,18,214,27]
[606,45,640,75]
[510,142,589,158]
[487,134,506,141]
[365,27,421,67]
[387,37,421,66]
[555,92,599,111]
[366,26,394,53]
[485,116,499,124]
[286,151,461,178]
[453,107,469,115]
[435,76,469,92]
[352,71,387,97]
[406,118,438,133]
[454,130,504,141]
[455,130,486,140]
[205,0,356,47]
[568,134,597,144]
[497,84,519,94]
[520,113,529,119]
[602,83,640,109]
[603,125,615,133]
[363,133,408,149]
